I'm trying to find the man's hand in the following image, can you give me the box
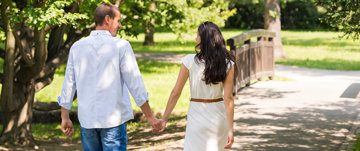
[61,118,74,140]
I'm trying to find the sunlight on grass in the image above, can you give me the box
[279,31,360,70]
[31,123,81,141]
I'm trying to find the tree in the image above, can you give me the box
[264,0,287,59]
[144,0,156,46]
[315,0,360,40]
[0,0,110,146]
[119,0,236,46]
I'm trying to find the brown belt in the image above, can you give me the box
[190,98,223,103]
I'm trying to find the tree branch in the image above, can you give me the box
[47,25,66,61]
[33,99,60,111]
[15,28,47,83]
[13,29,35,66]
[64,23,95,49]
[35,74,54,92]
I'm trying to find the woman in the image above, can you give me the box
[161,21,235,150]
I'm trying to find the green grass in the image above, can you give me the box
[278,30,360,70]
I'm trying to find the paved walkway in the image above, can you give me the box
[233,65,360,151]
[135,53,360,151]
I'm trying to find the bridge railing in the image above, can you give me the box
[227,29,276,95]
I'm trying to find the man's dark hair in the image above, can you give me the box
[94,3,119,26]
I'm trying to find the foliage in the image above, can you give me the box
[281,0,321,29]
[226,1,264,29]
[6,0,108,30]
[118,0,183,37]
[119,0,236,40]
[315,0,360,40]
[170,0,236,40]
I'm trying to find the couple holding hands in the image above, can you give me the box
[58,3,234,151]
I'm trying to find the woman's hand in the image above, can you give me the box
[224,130,234,149]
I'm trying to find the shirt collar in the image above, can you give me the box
[90,30,112,37]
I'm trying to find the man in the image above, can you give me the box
[58,3,164,150]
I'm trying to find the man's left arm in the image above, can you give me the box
[119,42,164,132]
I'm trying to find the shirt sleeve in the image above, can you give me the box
[119,41,149,107]
[226,60,235,72]
[58,47,76,110]
[181,54,193,70]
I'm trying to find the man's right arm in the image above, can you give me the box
[61,107,74,140]
[58,47,77,138]
[58,47,76,110]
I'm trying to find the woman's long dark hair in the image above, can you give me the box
[195,21,235,85]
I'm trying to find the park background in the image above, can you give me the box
[0,0,360,150]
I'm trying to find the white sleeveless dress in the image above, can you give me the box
[181,54,234,151]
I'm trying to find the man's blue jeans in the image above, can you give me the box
[80,123,127,151]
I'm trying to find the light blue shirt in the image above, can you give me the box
[58,30,148,128]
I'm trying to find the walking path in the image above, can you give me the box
[135,52,360,151]
[233,65,360,151]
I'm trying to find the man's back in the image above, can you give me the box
[59,30,147,129]
[59,4,163,149]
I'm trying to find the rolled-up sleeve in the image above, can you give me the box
[58,48,76,110]
[119,42,148,107]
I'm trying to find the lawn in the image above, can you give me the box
[279,31,360,70]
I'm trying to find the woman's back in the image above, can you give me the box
[182,54,223,99]
[182,54,233,100]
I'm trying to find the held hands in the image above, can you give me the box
[150,118,166,132]
[61,119,75,140]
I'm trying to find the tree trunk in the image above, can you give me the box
[264,0,287,59]
[0,7,37,144]
[0,81,36,147]
[143,0,155,46]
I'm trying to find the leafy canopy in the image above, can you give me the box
[1,0,235,42]
[315,0,360,40]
